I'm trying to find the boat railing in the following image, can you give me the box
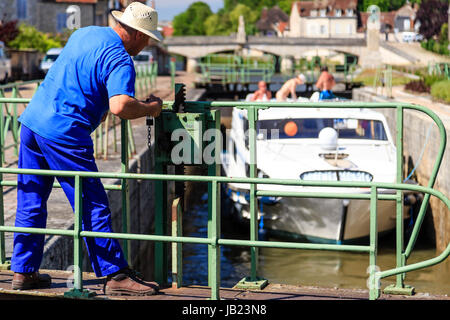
[0,97,448,300]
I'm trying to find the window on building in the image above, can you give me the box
[335,24,341,34]
[57,13,68,33]
[320,25,326,34]
[346,9,354,17]
[16,0,27,19]
[320,9,326,17]
[311,10,317,17]
[403,19,411,31]
[348,24,353,34]
[335,9,342,17]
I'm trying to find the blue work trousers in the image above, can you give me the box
[11,125,128,277]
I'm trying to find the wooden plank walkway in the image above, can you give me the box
[0,270,448,300]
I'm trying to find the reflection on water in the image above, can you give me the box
[182,192,450,295]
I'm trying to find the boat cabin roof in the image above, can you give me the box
[251,107,388,122]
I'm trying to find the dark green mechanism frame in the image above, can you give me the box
[0,84,449,300]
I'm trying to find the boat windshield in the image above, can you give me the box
[43,54,59,62]
[257,118,388,140]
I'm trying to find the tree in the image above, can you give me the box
[0,20,19,45]
[229,4,259,34]
[204,11,232,36]
[173,2,213,36]
[416,0,448,39]
[7,24,62,53]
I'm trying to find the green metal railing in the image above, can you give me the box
[0,81,137,163]
[0,80,42,164]
[373,65,393,98]
[134,61,158,98]
[198,54,275,86]
[0,97,448,300]
[428,62,450,79]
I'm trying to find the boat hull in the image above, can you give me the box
[226,187,408,244]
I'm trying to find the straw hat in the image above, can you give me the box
[111,2,162,42]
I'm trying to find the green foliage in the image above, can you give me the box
[430,79,450,103]
[229,4,260,34]
[423,73,446,87]
[439,23,449,43]
[358,0,408,12]
[421,38,449,56]
[173,2,213,36]
[7,23,62,53]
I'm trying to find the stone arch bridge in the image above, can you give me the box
[163,36,418,72]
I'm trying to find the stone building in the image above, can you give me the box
[0,0,109,34]
[287,0,358,38]
[256,6,289,36]
[359,3,420,34]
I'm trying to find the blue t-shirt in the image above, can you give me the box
[19,26,136,146]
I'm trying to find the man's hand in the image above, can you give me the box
[109,94,163,119]
[145,94,163,117]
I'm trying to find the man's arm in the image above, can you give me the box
[109,94,162,119]
[289,81,297,100]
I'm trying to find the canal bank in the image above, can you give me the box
[353,87,450,253]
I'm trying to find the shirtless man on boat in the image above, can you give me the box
[315,66,336,100]
[250,81,272,101]
[275,74,306,101]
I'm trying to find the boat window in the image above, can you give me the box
[257,118,388,140]
[43,54,59,62]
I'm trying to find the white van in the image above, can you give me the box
[0,41,11,83]
[132,50,153,66]
[402,32,417,43]
[39,48,63,74]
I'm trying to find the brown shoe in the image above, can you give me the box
[104,268,160,296]
[12,272,52,290]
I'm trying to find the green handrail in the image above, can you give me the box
[0,97,448,301]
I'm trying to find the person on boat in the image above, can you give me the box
[10,2,163,296]
[275,74,306,101]
[250,81,272,101]
[315,66,336,100]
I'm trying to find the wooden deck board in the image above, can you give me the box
[0,270,448,300]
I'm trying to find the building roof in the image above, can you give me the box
[256,6,289,32]
[360,11,397,28]
[396,3,417,17]
[291,0,357,17]
[292,1,315,17]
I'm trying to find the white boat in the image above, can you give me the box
[220,103,410,244]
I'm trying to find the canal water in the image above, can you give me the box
[181,175,450,296]
[179,84,450,296]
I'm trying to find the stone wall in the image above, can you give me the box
[353,88,450,252]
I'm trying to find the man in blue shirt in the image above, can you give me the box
[11,2,163,296]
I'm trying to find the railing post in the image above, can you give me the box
[207,109,221,300]
[384,106,414,296]
[208,181,221,300]
[235,105,268,290]
[154,115,168,285]
[171,198,183,289]
[121,119,131,265]
[64,175,96,298]
[11,87,19,157]
[73,175,83,291]
[396,106,404,287]
[0,168,9,270]
[369,187,380,300]
[0,92,4,166]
